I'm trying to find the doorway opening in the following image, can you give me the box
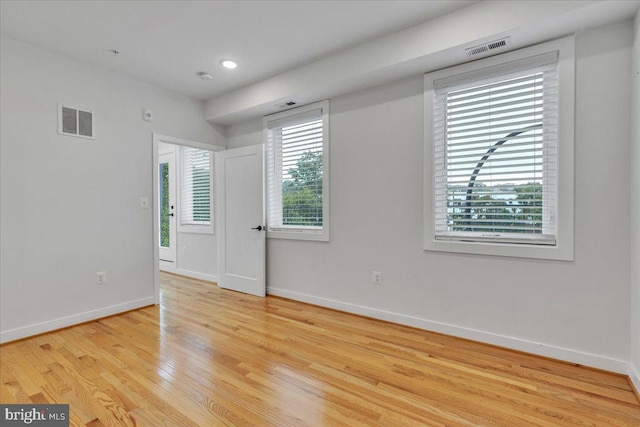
[152,134,221,304]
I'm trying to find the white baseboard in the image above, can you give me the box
[174,268,217,283]
[159,260,177,273]
[268,287,630,375]
[629,363,640,396]
[0,297,154,344]
[159,262,217,283]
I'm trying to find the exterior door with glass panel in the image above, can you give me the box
[158,152,177,262]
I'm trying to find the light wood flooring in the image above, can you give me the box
[1,273,639,426]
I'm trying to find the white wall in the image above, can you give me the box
[227,21,634,372]
[175,232,217,279]
[0,36,222,342]
[630,10,640,390]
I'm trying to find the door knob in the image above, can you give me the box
[250,225,263,231]
[169,213,174,217]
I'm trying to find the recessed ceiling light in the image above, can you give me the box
[197,72,213,80]
[221,60,238,70]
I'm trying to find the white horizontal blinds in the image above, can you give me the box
[180,146,211,226]
[433,54,558,245]
[267,109,323,230]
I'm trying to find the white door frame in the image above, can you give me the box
[152,133,223,304]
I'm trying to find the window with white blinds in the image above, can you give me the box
[265,101,329,241]
[433,52,558,245]
[424,37,575,260]
[179,146,212,232]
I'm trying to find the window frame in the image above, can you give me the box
[264,100,330,242]
[177,145,214,235]
[424,36,574,261]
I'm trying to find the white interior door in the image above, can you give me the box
[158,152,177,263]
[216,145,265,297]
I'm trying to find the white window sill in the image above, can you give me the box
[424,238,573,261]
[267,230,329,242]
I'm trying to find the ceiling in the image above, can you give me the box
[0,0,478,101]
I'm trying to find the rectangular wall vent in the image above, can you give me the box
[466,37,511,57]
[58,104,94,139]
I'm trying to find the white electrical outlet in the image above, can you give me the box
[372,271,382,285]
[96,271,107,285]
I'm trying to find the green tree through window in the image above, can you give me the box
[160,163,170,247]
[282,151,323,226]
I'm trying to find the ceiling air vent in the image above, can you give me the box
[275,101,297,109]
[466,37,511,57]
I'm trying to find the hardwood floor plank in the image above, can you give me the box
[3,350,43,397]
[96,359,198,427]
[1,272,638,426]
[1,359,31,404]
